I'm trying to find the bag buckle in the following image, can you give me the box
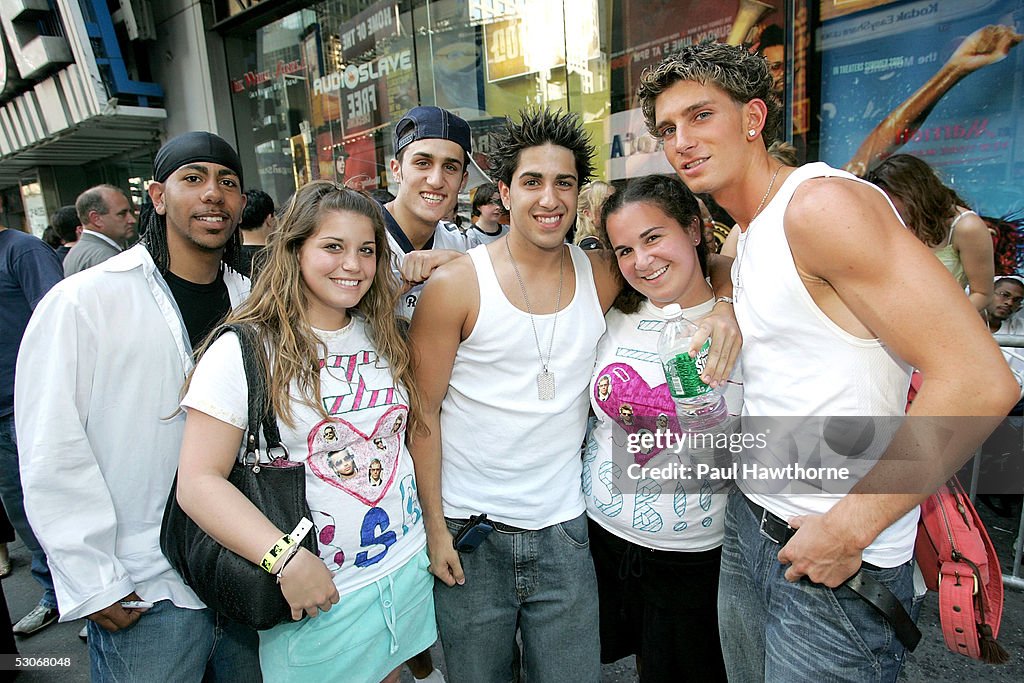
[242,447,261,472]
[939,570,979,595]
[266,443,291,462]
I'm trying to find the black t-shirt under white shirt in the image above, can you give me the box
[163,269,231,349]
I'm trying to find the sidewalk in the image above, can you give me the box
[3,510,1021,682]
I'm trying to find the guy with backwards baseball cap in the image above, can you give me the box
[380,106,479,325]
[394,105,473,162]
[16,131,259,680]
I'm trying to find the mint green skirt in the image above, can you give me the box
[258,547,436,682]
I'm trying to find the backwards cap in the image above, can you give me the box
[394,106,472,158]
[153,131,243,185]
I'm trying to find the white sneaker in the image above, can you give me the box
[12,604,59,636]
[415,671,445,683]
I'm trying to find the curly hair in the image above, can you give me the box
[865,154,969,247]
[187,181,422,436]
[598,174,707,314]
[637,41,782,147]
[487,108,595,188]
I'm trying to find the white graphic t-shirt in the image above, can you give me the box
[584,298,743,551]
[182,317,425,596]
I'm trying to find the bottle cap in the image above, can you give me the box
[663,303,682,317]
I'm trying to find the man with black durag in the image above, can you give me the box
[15,132,261,680]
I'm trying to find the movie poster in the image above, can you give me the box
[608,0,794,179]
[819,0,1024,268]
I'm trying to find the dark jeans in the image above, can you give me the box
[88,601,261,682]
[434,513,601,683]
[718,490,921,683]
[0,414,56,608]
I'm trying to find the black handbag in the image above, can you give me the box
[160,323,318,630]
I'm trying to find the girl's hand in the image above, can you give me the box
[278,548,340,620]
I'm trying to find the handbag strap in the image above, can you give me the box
[213,323,286,460]
[937,559,982,658]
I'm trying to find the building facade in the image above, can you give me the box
[2,0,1021,266]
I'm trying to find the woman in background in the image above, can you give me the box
[575,180,615,250]
[468,182,509,245]
[867,154,993,313]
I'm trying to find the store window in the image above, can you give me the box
[223,1,804,204]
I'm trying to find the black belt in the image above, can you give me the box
[745,496,796,545]
[448,517,529,533]
[743,496,921,652]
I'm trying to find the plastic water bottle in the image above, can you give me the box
[658,303,727,431]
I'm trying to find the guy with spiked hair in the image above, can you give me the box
[639,42,1017,680]
[410,107,741,679]
[15,132,259,679]
[409,107,616,681]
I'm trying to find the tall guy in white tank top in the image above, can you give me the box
[641,42,1017,682]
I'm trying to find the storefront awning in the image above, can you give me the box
[0,106,166,188]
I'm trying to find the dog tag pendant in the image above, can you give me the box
[537,370,555,400]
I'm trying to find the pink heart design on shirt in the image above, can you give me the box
[306,405,407,506]
[594,362,680,466]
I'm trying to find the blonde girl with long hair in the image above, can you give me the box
[176,182,433,683]
[574,180,614,249]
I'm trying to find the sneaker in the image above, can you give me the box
[12,604,59,636]
[79,624,88,641]
[415,671,446,683]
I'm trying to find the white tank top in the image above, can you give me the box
[440,243,606,528]
[735,162,918,566]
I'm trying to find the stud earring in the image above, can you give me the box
[748,129,757,138]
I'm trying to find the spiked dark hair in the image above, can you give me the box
[139,202,244,274]
[487,108,595,188]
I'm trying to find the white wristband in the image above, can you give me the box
[290,517,313,545]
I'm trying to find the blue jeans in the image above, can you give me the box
[0,414,57,609]
[718,490,921,683]
[434,512,601,683]
[88,600,261,682]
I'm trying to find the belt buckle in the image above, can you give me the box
[757,509,779,544]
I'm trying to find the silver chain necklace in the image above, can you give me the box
[505,238,564,400]
[735,164,782,301]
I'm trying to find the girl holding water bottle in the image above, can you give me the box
[582,174,742,682]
